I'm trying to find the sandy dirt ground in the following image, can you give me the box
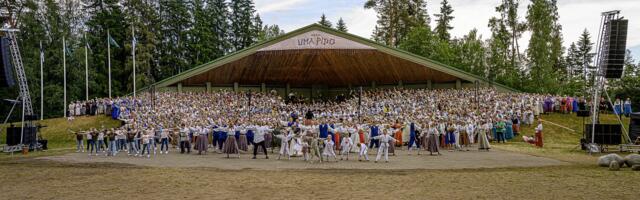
[40,147,567,170]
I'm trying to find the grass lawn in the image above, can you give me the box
[0,115,121,159]
[492,113,632,164]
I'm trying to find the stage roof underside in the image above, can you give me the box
[151,24,516,92]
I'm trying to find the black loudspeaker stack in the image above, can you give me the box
[585,124,622,145]
[0,36,16,87]
[604,19,628,79]
[5,126,37,146]
[629,113,640,142]
[577,110,590,117]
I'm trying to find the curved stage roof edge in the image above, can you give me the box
[141,23,517,93]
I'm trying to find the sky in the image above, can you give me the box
[254,0,640,61]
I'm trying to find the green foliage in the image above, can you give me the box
[434,0,454,41]
[366,0,430,47]
[318,13,333,28]
[336,18,348,32]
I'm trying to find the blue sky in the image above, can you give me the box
[255,0,640,61]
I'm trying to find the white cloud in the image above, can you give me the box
[255,0,310,14]
[331,7,377,38]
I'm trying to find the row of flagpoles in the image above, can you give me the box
[47,27,135,119]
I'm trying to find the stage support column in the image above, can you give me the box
[261,83,266,93]
[427,80,432,90]
[177,83,183,93]
[456,79,461,89]
[398,80,403,88]
[234,82,239,92]
[286,83,291,96]
[371,81,376,89]
[206,82,211,93]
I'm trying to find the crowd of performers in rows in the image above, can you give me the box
[69,88,551,162]
[540,96,633,117]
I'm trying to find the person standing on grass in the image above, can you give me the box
[623,98,632,117]
[495,118,506,143]
[535,119,543,148]
[70,129,84,152]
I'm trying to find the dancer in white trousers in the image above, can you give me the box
[340,134,353,160]
[274,128,294,160]
[374,129,396,163]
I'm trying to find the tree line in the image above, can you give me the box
[1,0,638,120]
[366,0,638,109]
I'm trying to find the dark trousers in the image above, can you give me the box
[180,141,191,154]
[217,138,226,150]
[369,139,380,149]
[253,141,267,157]
[496,132,505,143]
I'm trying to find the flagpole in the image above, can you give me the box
[84,32,89,101]
[107,30,112,99]
[132,26,136,99]
[63,37,67,118]
[40,40,43,120]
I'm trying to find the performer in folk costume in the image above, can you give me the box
[357,140,370,162]
[407,121,420,155]
[322,134,338,162]
[368,121,381,149]
[179,124,191,154]
[340,133,353,160]
[387,126,397,156]
[250,124,272,159]
[477,121,491,151]
[458,123,470,151]
[426,123,441,155]
[392,119,403,147]
[220,125,240,158]
[274,128,294,160]
[310,134,324,163]
[535,119,544,148]
[623,98,632,117]
[374,129,397,163]
[614,98,622,116]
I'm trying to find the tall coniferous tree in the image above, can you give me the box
[159,0,190,76]
[366,0,430,47]
[526,0,558,93]
[336,18,348,32]
[434,0,454,41]
[318,13,333,28]
[230,0,256,51]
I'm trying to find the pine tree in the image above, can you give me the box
[526,0,558,93]
[253,14,265,42]
[336,18,348,32]
[576,29,594,81]
[207,0,231,56]
[230,0,256,51]
[434,0,454,41]
[318,13,333,28]
[365,0,430,47]
[262,25,285,40]
[159,0,191,76]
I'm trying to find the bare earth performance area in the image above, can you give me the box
[43,148,567,169]
[2,1,640,199]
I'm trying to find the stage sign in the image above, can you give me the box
[258,30,374,51]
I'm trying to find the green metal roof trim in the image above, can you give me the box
[147,24,518,93]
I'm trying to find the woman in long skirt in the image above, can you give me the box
[222,131,240,158]
[195,129,208,154]
[426,126,440,155]
[477,124,491,151]
[238,131,249,152]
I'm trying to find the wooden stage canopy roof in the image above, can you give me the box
[151,24,516,92]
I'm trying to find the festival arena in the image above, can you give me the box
[2,23,639,200]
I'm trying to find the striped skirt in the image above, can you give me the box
[238,134,249,151]
[222,136,238,154]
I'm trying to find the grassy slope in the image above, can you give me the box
[2,115,121,150]
[493,113,632,164]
